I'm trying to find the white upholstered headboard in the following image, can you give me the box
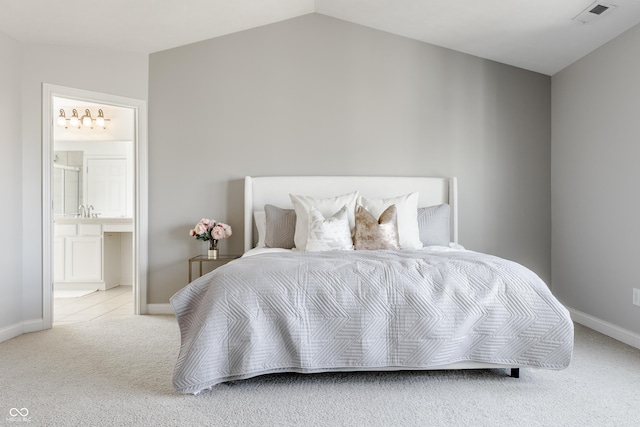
[244,176,458,252]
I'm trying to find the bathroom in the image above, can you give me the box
[52,96,135,313]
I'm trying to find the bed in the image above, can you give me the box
[171,176,574,394]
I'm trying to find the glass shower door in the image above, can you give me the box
[53,164,80,217]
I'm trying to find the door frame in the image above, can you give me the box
[42,83,148,327]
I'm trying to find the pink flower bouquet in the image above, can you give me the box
[189,218,232,250]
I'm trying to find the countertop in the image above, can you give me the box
[54,217,133,224]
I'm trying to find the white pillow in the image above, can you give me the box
[417,204,450,247]
[357,192,423,250]
[290,191,358,251]
[306,206,353,251]
[254,210,266,248]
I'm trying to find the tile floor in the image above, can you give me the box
[53,285,133,326]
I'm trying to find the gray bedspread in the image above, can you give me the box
[171,249,573,394]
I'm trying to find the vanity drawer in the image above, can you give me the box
[78,224,102,236]
[55,224,77,237]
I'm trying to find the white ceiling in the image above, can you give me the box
[2,0,640,75]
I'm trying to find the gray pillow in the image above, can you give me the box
[417,204,450,247]
[264,204,296,249]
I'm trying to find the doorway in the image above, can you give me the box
[42,84,148,328]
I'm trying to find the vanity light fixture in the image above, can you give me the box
[57,108,109,129]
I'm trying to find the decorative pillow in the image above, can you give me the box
[264,204,296,249]
[290,191,358,251]
[417,204,451,247]
[357,192,422,250]
[354,205,400,250]
[305,206,353,251]
[254,210,266,248]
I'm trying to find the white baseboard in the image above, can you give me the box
[146,304,174,315]
[0,319,44,343]
[0,322,24,343]
[54,283,107,291]
[569,307,640,350]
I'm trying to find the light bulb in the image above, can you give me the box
[81,109,92,127]
[69,109,79,128]
[96,109,105,128]
[57,109,67,127]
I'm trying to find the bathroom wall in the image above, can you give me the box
[53,101,135,142]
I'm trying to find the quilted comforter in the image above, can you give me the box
[171,249,573,394]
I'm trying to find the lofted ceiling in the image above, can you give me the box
[2,0,640,75]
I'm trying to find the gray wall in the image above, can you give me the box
[0,32,23,331]
[0,35,148,335]
[552,23,640,334]
[149,13,551,303]
[20,45,148,321]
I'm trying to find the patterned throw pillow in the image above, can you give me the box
[290,191,358,251]
[353,204,400,250]
[357,192,422,249]
[305,205,354,251]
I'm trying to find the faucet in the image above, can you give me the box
[77,205,95,218]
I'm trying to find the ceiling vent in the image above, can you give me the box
[573,2,616,24]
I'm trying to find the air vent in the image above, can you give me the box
[573,2,616,24]
[589,4,609,15]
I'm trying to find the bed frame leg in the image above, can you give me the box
[510,368,520,378]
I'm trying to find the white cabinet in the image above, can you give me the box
[65,236,103,282]
[54,222,104,290]
[54,219,133,291]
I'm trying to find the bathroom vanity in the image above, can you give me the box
[54,217,133,291]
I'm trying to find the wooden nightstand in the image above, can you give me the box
[188,254,240,282]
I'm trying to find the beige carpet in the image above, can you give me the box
[1,315,639,426]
